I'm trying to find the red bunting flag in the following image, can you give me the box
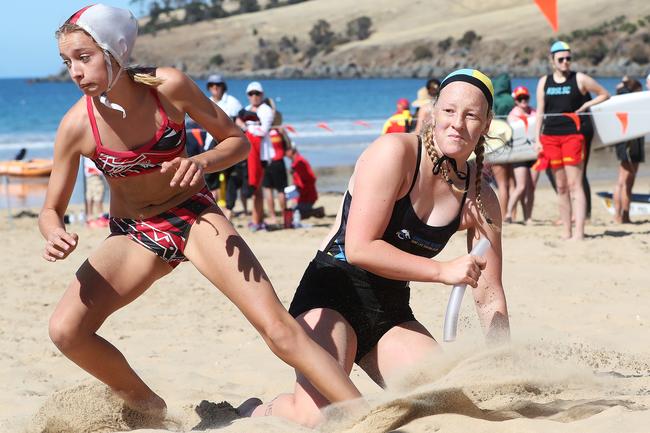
[317,122,333,132]
[284,124,297,133]
[354,120,371,128]
[534,0,558,32]
[562,113,581,132]
[615,112,629,135]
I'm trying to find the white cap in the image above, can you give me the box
[68,4,138,118]
[246,81,264,94]
[68,4,137,68]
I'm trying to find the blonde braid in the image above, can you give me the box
[473,136,494,225]
[127,68,165,87]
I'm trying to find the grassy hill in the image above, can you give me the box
[132,0,650,78]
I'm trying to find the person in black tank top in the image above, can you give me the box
[244,70,511,427]
[534,41,609,240]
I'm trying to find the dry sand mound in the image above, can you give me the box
[320,342,648,433]
[27,382,177,433]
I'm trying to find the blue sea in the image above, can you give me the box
[0,76,630,209]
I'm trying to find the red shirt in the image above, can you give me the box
[291,153,318,204]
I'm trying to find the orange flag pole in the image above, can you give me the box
[534,0,559,32]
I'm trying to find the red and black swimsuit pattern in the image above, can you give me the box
[88,89,215,267]
[109,188,215,268]
[87,89,186,177]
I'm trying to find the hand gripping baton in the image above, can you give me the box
[442,238,491,342]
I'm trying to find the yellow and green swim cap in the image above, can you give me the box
[439,69,494,107]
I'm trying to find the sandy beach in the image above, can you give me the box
[1,174,649,433]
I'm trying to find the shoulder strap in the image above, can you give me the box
[86,96,103,151]
[406,136,423,195]
[150,88,169,124]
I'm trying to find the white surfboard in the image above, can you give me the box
[483,117,538,164]
[591,91,650,149]
[596,192,650,217]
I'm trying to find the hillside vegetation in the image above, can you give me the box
[128,0,650,78]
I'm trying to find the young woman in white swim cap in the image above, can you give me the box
[40,3,361,416]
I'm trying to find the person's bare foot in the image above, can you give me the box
[116,391,167,416]
[236,397,263,417]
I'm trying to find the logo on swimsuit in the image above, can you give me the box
[396,229,411,240]
[395,229,443,252]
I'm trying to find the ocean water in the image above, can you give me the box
[0,76,634,209]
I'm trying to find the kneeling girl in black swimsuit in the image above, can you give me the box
[245,69,511,427]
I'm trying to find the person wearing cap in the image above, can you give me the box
[505,86,537,224]
[412,78,440,134]
[535,41,609,240]
[236,81,275,231]
[381,98,412,134]
[203,74,244,205]
[40,4,362,417]
[241,68,509,426]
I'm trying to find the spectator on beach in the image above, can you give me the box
[263,105,290,226]
[40,4,361,417]
[613,78,645,224]
[237,81,274,231]
[505,86,537,224]
[535,41,609,240]
[646,73,650,90]
[204,74,243,203]
[412,78,440,134]
[240,69,510,427]
[489,73,515,222]
[285,144,324,219]
[83,157,107,226]
[381,98,412,134]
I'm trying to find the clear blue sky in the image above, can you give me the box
[1,1,143,78]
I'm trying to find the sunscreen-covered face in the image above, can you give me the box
[432,81,491,160]
[59,31,110,96]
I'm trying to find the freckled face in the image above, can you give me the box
[432,81,491,160]
[58,31,108,95]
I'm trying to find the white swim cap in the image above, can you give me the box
[67,4,138,117]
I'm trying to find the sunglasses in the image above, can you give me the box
[516,96,530,102]
[248,91,262,96]
[556,56,572,63]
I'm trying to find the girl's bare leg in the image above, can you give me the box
[553,167,572,239]
[183,207,362,423]
[358,321,440,389]
[564,163,586,240]
[248,308,358,427]
[48,236,173,413]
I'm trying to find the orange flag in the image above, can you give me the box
[534,0,558,32]
[284,124,297,133]
[562,113,581,131]
[615,112,629,134]
[518,115,529,134]
[354,120,370,128]
[317,122,333,132]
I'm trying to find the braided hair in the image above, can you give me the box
[420,120,494,226]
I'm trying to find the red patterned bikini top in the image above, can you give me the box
[87,89,186,178]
